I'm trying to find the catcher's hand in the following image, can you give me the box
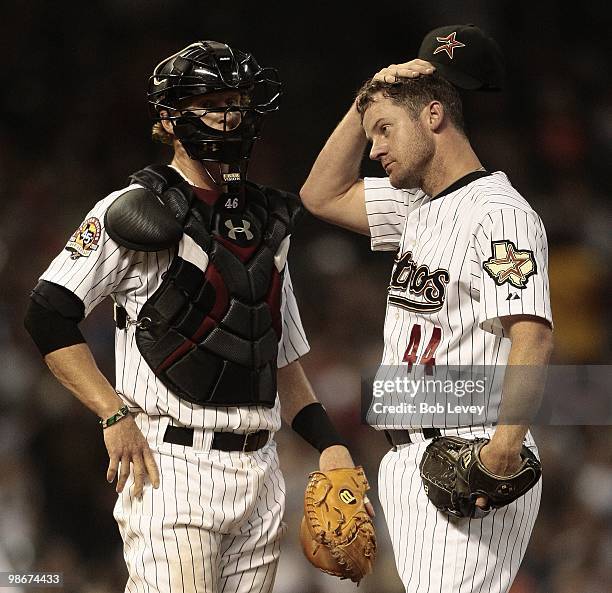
[300,466,376,583]
[419,436,541,518]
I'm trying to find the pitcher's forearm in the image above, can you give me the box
[44,343,124,418]
[494,318,554,450]
[300,102,367,211]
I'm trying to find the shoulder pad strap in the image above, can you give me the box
[130,164,193,225]
[105,187,183,252]
[251,183,303,230]
[128,164,185,196]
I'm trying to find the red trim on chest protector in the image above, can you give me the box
[192,186,222,206]
[266,268,282,339]
[155,261,230,373]
[214,234,258,262]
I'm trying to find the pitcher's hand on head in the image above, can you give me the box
[373,59,436,83]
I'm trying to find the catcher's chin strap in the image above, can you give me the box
[199,162,224,189]
[190,161,246,214]
[220,173,246,214]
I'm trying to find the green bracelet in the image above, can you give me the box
[99,405,130,429]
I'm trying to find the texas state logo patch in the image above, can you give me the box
[483,240,537,289]
[65,217,101,259]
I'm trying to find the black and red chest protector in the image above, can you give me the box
[130,165,300,408]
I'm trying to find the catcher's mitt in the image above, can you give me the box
[300,466,376,583]
[419,436,542,518]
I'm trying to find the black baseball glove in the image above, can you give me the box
[419,436,541,518]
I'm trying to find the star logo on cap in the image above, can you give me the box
[433,32,466,59]
[483,240,537,289]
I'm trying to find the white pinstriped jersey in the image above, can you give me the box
[365,171,552,428]
[40,183,310,432]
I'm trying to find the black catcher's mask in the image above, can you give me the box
[148,41,281,188]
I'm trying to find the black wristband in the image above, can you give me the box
[291,402,348,453]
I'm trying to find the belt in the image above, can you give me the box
[384,428,441,451]
[163,426,270,452]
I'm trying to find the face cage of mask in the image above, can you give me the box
[165,105,265,164]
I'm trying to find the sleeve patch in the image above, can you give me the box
[483,240,537,289]
[65,217,102,259]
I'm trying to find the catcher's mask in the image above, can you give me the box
[148,40,281,189]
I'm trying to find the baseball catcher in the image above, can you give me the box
[300,466,376,583]
[419,436,542,518]
[24,39,371,593]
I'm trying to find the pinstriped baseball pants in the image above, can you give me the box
[113,415,286,593]
[378,427,542,593]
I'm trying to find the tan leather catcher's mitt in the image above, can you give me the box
[299,466,376,583]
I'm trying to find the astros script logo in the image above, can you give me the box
[389,252,450,313]
[483,240,537,289]
[65,217,101,259]
[433,32,466,59]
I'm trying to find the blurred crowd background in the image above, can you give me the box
[1,1,611,592]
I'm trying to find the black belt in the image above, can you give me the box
[163,426,270,452]
[384,428,441,451]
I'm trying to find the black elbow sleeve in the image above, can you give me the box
[24,281,86,356]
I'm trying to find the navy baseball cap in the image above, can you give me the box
[418,24,505,91]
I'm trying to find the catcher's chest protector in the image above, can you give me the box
[130,165,299,407]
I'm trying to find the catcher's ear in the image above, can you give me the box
[160,114,174,136]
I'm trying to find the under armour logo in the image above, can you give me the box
[224,219,254,240]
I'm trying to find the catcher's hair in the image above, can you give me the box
[152,121,174,146]
[355,73,466,135]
